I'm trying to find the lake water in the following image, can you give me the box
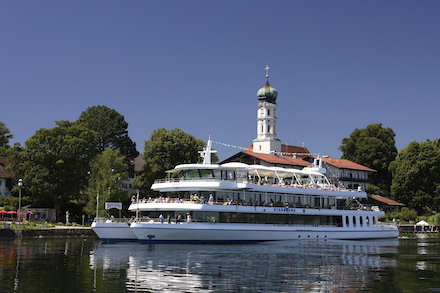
[1,234,440,292]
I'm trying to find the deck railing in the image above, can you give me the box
[154,177,361,193]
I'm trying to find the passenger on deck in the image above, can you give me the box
[187,213,191,224]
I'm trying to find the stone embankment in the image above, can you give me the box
[0,226,98,238]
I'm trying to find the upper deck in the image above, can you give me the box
[151,162,367,199]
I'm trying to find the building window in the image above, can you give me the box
[267,109,270,116]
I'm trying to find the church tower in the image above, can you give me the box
[253,66,282,154]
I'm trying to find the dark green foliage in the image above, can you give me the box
[133,128,206,192]
[78,105,139,162]
[385,208,418,222]
[339,123,397,195]
[83,147,130,217]
[0,122,14,156]
[389,139,440,214]
[6,120,98,221]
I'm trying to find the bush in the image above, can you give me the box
[401,209,418,222]
[428,214,440,225]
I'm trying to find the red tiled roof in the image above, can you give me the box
[370,194,404,206]
[0,157,16,179]
[242,150,311,167]
[321,157,376,172]
[281,144,309,154]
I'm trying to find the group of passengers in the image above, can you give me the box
[131,196,183,204]
[253,177,341,191]
[131,194,335,210]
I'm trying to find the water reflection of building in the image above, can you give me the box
[89,240,399,292]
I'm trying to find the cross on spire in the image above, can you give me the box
[265,65,270,78]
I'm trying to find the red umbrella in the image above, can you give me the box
[0,210,7,213]
[7,211,17,214]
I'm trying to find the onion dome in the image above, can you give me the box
[257,81,278,104]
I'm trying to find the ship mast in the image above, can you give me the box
[199,134,217,164]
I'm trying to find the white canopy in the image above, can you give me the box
[416,220,429,226]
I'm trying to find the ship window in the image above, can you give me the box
[213,169,221,179]
[360,216,363,227]
[373,216,377,226]
[182,169,199,179]
[353,216,356,227]
[199,169,214,178]
[346,216,349,227]
[366,216,370,227]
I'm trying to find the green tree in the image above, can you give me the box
[389,139,440,214]
[83,147,130,217]
[78,105,139,162]
[133,128,208,192]
[339,123,397,195]
[6,121,98,221]
[0,122,14,156]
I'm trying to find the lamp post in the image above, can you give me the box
[18,179,23,230]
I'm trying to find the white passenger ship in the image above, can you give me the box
[129,139,399,243]
[92,218,138,243]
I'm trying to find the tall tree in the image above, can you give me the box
[133,128,206,191]
[6,121,97,221]
[339,123,397,195]
[0,122,14,156]
[389,139,440,214]
[78,105,139,162]
[83,147,130,217]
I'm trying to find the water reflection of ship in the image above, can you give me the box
[89,240,399,292]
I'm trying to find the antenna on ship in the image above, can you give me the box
[199,134,217,164]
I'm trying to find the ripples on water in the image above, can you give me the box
[1,234,440,292]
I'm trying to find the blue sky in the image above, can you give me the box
[1,1,439,161]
